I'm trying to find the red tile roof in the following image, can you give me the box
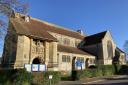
[10,18,58,41]
[58,44,93,56]
[10,16,85,41]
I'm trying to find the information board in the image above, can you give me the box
[24,64,46,72]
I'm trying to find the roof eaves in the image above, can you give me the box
[18,33,58,42]
[116,47,125,54]
[58,45,94,56]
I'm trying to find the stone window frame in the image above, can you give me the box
[107,40,113,59]
[77,57,84,63]
[63,38,70,45]
[89,58,95,64]
[75,40,80,47]
[62,55,71,62]
[120,55,124,61]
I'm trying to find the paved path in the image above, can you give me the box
[57,75,128,85]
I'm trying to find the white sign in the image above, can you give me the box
[49,75,53,79]
[32,64,39,71]
[82,63,85,69]
[24,64,46,72]
[24,64,31,72]
[40,64,46,71]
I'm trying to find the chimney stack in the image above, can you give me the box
[25,15,30,22]
[77,29,84,35]
[10,11,30,22]
[10,12,20,18]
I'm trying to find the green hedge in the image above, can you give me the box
[0,69,13,85]
[98,65,115,76]
[14,69,33,85]
[71,69,102,80]
[71,65,115,80]
[0,69,33,85]
[0,69,60,85]
[118,65,128,75]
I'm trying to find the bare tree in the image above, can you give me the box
[0,0,28,38]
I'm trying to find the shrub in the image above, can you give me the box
[3,81,12,85]
[43,71,61,85]
[61,71,71,81]
[126,61,128,65]
[32,71,61,85]
[91,69,103,77]
[71,69,95,80]
[0,69,33,85]
[0,69,17,84]
[71,65,115,80]
[99,65,115,76]
[88,65,97,69]
[0,69,60,85]
[118,65,128,75]
[14,69,33,85]
[113,63,121,74]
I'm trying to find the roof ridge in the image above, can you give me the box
[31,17,85,37]
[83,31,108,46]
[86,31,107,37]
[116,47,125,53]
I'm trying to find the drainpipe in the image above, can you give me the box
[29,38,32,64]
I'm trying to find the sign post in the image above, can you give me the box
[49,75,53,85]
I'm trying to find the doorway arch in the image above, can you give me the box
[85,58,89,69]
[72,57,76,70]
[32,58,41,64]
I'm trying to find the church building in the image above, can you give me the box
[1,13,126,71]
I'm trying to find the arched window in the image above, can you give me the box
[107,41,113,59]
[32,58,41,64]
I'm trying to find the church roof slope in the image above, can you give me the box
[84,31,107,46]
[58,44,94,56]
[116,47,125,54]
[30,18,85,40]
[10,18,58,41]
[10,13,85,40]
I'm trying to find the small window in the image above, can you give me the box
[77,57,84,63]
[67,56,71,62]
[57,36,62,44]
[62,55,67,62]
[89,59,95,64]
[81,58,84,63]
[75,41,80,47]
[120,55,124,61]
[62,55,71,62]
[107,41,113,59]
[63,38,70,45]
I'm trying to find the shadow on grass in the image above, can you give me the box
[61,76,72,81]
[83,82,128,85]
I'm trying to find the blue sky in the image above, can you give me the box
[28,0,128,49]
[0,0,128,56]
